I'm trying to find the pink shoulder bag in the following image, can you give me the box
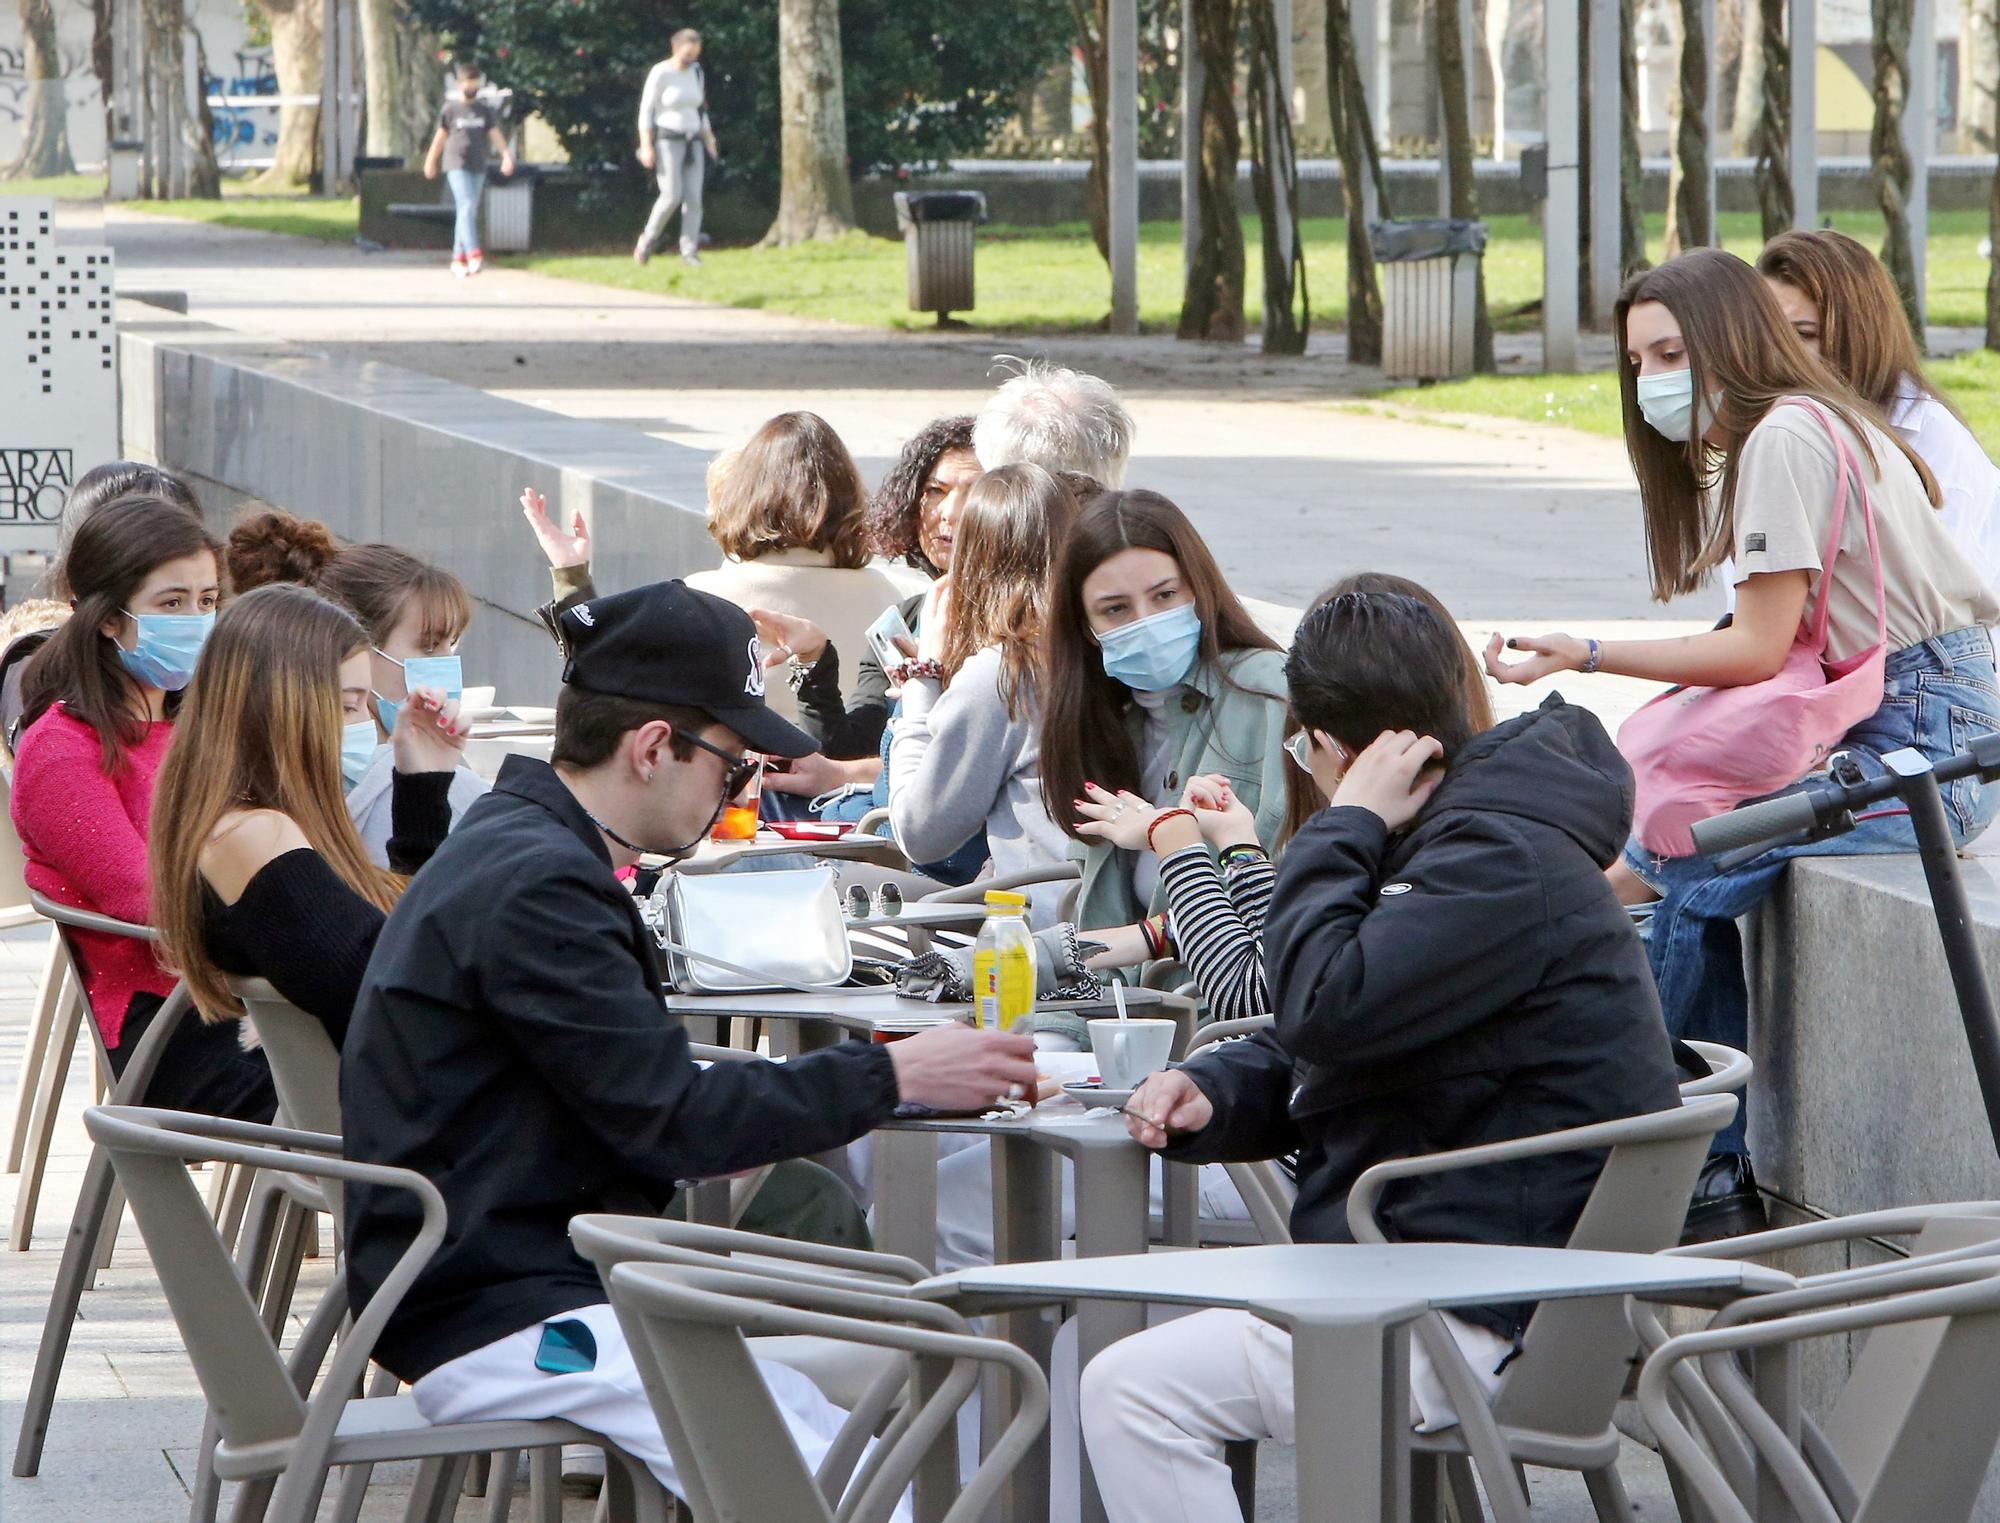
[1619,399,1889,858]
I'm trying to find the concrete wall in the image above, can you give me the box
[116,302,722,707]
[1745,852,2000,1516]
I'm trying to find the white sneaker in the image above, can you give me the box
[680,250,702,268]
[449,255,468,278]
[634,239,652,267]
[467,249,484,275]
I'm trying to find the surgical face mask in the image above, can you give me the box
[372,650,462,732]
[1635,368,1706,443]
[115,609,214,692]
[341,719,378,791]
[1097,603,1202,693]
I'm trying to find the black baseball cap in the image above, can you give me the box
[556,580,816,758]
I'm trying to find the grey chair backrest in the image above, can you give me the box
[1677,1040,1752,1099]
[1178,1015,1296,1241]
[80,1105,445,1458]
[607,1257,1048,1523]
[30,890,193,1102]
[0,768,34,913]
[1638,1256,2000,1523]
[1349,1092,1737,1440]
[227,979,342,1136]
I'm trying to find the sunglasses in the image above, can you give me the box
[682,730,762,800]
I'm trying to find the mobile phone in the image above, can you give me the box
[866,605,919,672]
[533,1318,598,1374]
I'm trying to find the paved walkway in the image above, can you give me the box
[71,206,1724,627]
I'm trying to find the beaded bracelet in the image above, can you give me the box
[1146,808,1198,853]
[889,658,946,684]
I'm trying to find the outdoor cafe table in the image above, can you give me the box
[916,1242,1796,1523]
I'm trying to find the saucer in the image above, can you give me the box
[1061,1081,1137,1111]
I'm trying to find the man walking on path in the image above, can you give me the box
[634,29,719,268]
[423,62,515,278]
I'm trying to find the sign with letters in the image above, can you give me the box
[0,197,116,553]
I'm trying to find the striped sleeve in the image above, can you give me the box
[1158,846,1269,1021]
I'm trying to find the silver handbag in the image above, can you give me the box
[651,865,854,995]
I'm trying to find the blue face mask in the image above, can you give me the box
[1098,603,1202,693]
[372,650,462,732]
[116,609,214,692]
[341,719,378,791]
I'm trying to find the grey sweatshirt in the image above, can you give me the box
[886,646,1070,926]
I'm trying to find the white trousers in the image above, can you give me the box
[1078,1306,1512,1523]
[410,1302,910,1521]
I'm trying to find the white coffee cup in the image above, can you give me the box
[1088,1017,1177,1091]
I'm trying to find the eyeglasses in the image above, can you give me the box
[682,730,762,800]
[1284,730,1315,773]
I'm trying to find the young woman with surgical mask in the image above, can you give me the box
[7,498,265,1114]
[1484,248,2000,1241]
[151,584,464,1051]
[1038,490,1299,1038]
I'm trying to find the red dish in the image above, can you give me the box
[765,820,856,841]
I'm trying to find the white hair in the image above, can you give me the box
[972,358,1134,487]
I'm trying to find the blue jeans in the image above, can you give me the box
[1624,626,2000,1156]
[445,168,484,257]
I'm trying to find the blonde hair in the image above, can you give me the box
[151,584,401,1021]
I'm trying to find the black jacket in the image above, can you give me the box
[1164,698,1680,1339]
[340,756,900,1381]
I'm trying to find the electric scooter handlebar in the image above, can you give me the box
[1688,731,2000,859]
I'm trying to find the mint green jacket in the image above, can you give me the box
[1045,647,1292,1045]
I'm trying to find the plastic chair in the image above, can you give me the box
[1637,1250,2000,1523]
[10,894,206,1478]
[1156,1015,1296,1250]
[1676,1040,1753,1100]
[605,1255,1049,1523]
[217,980,563,1523]
[1343,1091,1740,1523]
[571,1213,925,1489]
[79,1105,672,1523]
[1646,1202,2000,1522]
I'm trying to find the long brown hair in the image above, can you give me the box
[938,464,1080,714]
[707,412,870,567]
[1614,248,1937,601]
[1039,489,1282,840]
[20,496,221,773]
[1756,228,1964,424]
[151,584,400,1021]
[316,542,472,652]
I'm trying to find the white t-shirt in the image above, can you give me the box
[1890,381,2000,597]
[1730,399,2000,661]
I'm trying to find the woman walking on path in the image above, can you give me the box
[422,62,515,279]
[634,29,719,268]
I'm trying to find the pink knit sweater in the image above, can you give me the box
[11,706,177,1048]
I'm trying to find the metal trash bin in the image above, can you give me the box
[1370,218,1488,382]
[482,173,535,253]
[894,190,986,324]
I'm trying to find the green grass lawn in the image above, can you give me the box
[1365,346,2000,457]
[116,183,1991,338]
[0,171,104,200]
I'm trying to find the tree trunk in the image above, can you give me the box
[762,0,855,246]
[358,0,440,161]
[1072,0,1112,263]
[1619,0,1647,273]
[1871,0,1922,333]
[1961,0,1996,152]
[1434,0,1494,369]
[251,0,323,191]
[1246,0,1307,354]
[141,0,219,197]
[3,0,77,179]
[1672,0,1713,252]
[1752,0,1791,236]
[1986,0,1998,349]
[1729,0,1761,155]
[1325,0,1386,362]
[1178,0,1244,341]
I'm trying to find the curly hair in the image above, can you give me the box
[863,415,976,574]
[225,509,341,594]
